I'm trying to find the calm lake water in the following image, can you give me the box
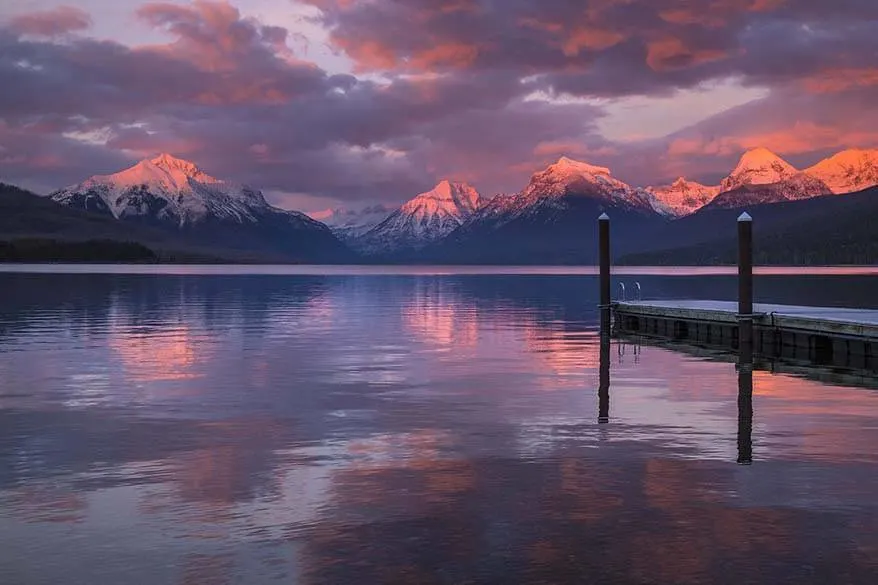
[1,266,876,584]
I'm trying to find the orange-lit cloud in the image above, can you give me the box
[668,122,878,158]
[562,27,626,56]
[660,0,785,27]
[410,42,480,69]
[802,68,878,93]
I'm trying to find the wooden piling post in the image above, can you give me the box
[738,212,753,363]
[599,213,611,315]
[598,212,611,422]
[737,211,754,463]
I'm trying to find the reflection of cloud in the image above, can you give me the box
[343,429,455,469]
[1,482,88,524]
[180,554,233,585]
[314,430,464,520]
[752,371,878,463]
[134,418,291,536]
[296,446,827,585]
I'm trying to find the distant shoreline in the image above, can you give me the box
[3,264,878,277]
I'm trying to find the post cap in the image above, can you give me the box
[598,213,610,221]
[737,212,752,222]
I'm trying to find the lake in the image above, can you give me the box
[1,266,876,584]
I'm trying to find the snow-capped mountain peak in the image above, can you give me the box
[400,180,481,218]
[550,156,612,178]
[646,177,720,217]
[526,157,619,198]
[354,180,483,253]
[516,156,654,212]
[671,176,689,188]
[317,204,393,241]
[709,147,833,209]
[51,154,275,226]
[721,147,797,192]
[151,152,212,178]
[805,148,878,194]
[104,153,221,195]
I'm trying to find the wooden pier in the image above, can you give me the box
[597,211,878,372]
[613,300,878,370]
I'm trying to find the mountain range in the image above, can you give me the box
[355,180,482,255]
[48,154,352,263]
[329,147,878,256]
[3,147,878,264]
[619,185,878,266]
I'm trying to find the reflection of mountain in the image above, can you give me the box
[109,325,205,383]
[523,325,599,377]
[429,158,663,264]
[401,280,478,348]
[2,273,877,585]
[2,482,88,524]
[0,273,331,345]
[51,154,353,263]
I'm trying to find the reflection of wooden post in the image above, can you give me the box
[599,325,610,423]
[737,363,753,464]
[738,212,753,363]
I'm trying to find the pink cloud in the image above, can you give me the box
[8,6,92,37]
[669,122,878,159]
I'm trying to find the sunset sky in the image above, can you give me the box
[1,0,877,212]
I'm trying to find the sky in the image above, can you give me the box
[1,0,877,213]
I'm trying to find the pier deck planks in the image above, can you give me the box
[615,300,878,339]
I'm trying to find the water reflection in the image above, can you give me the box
[0,272,876,584]
[738,365,754,466]
[598,324,610,424]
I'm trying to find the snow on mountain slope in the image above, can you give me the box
[51,153,306,228]
[520,157,654,209]
[466,156,656,228]
[805,149,878,194]
[356,180,482,253]
[708,173,831,209]
[433,157,664,265]
[49,154,352,262]
[646,178,720,217]
[316,205,393,241]
[719,147,798,192]
[709,148,831,209]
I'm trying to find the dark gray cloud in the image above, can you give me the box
[306,0,878,98]
[0,1,604,202]
[1,0,877,206]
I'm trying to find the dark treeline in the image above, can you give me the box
[0,239,158,262]
[620,224,878,266]
[620,186,878,266]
